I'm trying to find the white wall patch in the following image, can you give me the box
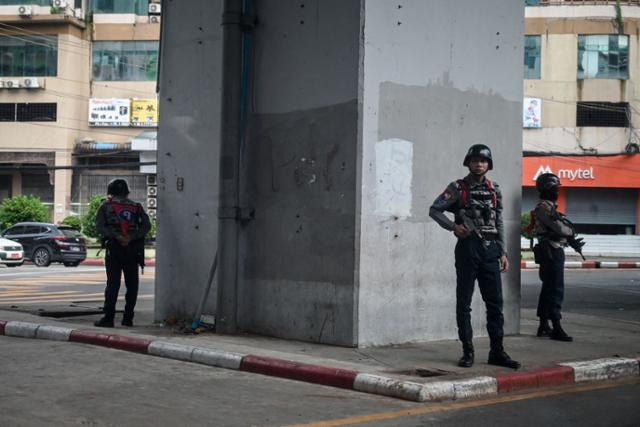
[375,138,413,217]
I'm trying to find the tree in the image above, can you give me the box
[82,195,105,239]
[61,215,82,231]
[0,196,49,230]
[521,212,534,240]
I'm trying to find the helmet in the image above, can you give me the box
[463,144,493,170]
[535,173,561,192]
[107,179,130,197]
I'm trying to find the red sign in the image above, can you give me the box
[522,155,640,188]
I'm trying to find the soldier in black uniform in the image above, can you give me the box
[94,179,151,327]
[429,144,520,369]
[532,173,583,342]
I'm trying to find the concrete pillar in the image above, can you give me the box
[53,152,72,223]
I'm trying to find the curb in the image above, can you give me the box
[80,259,156,267]
[521,260,640,269]
[1,319,638,403]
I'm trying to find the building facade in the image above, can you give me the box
[523,0,640,235]
[0,0,159,223]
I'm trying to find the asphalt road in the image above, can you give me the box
[1,336,638,427]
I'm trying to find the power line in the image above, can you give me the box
[0,21,89,49]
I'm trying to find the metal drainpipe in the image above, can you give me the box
[216,0,244,334]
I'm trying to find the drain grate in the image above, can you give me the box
[387,368,450,378]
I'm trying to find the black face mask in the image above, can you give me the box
[540,188,559,201]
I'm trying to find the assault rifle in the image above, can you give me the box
[557,213,586,261]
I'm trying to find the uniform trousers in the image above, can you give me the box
[102,241,139,322]
[454,236,504,348]
[536,242,565,321]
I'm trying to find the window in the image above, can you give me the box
[524,35,541,79]
[16,103,57,122]
[92,41,159,81]
[576,102,629,127]
[0,35,57,77]
[0,103,15,121]
[578,35,629,79]
[524,0,540,5]
[4,226,24,236]
[91,0,149,15]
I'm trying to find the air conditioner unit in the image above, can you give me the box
[74,8,84,19]
[18,5,33,17]
[52,0,68,8]
[147,197,157,209]
[22,78,41,89]
[148,3,161,14]
[149,15,160,24]
[0,81,4,89]
[4,80,20,89]
[146,175,157,186]
[147,208,157,219]
[147,186,158,197]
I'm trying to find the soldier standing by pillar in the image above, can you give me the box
[94,179,151,328]
[532,173,584,342]
[429,144,520,369]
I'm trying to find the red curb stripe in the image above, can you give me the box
[107,335,151,354]
[240,355,358,389]
[0,320,6,335]
[520,261,526,268]
[582,261,597,268]
[69,330,112,347]
[80,259,155,267]
[496,366,574,393]
[618,262,637,269]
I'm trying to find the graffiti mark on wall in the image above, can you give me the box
[375,138,413,218]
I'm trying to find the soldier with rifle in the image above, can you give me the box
[530,173,585,342]
[430,144,520,370]
[94,179,151,328]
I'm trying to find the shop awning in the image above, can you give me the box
[131,131,157,151]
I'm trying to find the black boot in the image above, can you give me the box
[458,341,474,368]
[94,317,114,328]
[121,312,134,327]
[550,320,573,342]
[488,341,520,370]
[537,318,552,337]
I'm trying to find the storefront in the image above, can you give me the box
[522,155,640,235]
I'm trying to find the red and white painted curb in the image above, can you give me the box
[1,319,638,402]
[521,260,640,269]
[80,259,156,267]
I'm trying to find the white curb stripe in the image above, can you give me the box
[5,321,39,338]
[35,325,73,341]
[419,381,456,402]
[599,262,618,268]
[560,358,640,382]
[564,261,584,268]
[191,348,243,370]
[524,261,537,268]
[353,374,426,402]
[147,341,196,361]
[451,377,498,400]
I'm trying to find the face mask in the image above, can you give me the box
[541,188,558,201]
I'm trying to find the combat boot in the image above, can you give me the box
[458,341,474,368]
[488,340,520,370]
[550,320,573,342]
[94,317,114,328]
[537,318,552,337]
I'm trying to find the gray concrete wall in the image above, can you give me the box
[238,0,361,345]
[356,0,525,345]
[155,0,223,321]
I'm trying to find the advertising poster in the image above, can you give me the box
[89,98,130,127]
[131,98,158,127]
[523,97,542,128]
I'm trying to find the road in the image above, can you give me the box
[0,266,638,426]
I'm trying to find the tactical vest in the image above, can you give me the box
[106,199,143,237]
[456,179,498,235]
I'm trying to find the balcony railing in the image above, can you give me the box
[535,0,640,5]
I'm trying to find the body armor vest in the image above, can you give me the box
[456,179,498,236]
[106,199,142,237]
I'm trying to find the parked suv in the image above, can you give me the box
[1,222,87,267]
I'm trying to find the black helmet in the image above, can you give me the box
[535,173,561,192]
[107,179,130,197]
[463,144,493,170]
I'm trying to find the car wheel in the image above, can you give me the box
[33,247,52,267]
[63,262,79,267]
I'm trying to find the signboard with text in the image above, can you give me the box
[131,98,158,127]
[523,97,541,128]
[88,98,130,127]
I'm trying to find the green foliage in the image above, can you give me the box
[61,215,82,231]
[146,217,156,242]
[50,6,60,14]
[521,212,534,240]
[0,196,49,231]
[615,0,624,34]
[82,195,105,239]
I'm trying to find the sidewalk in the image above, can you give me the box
[1,306,638,402]
[520,255,640,269]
